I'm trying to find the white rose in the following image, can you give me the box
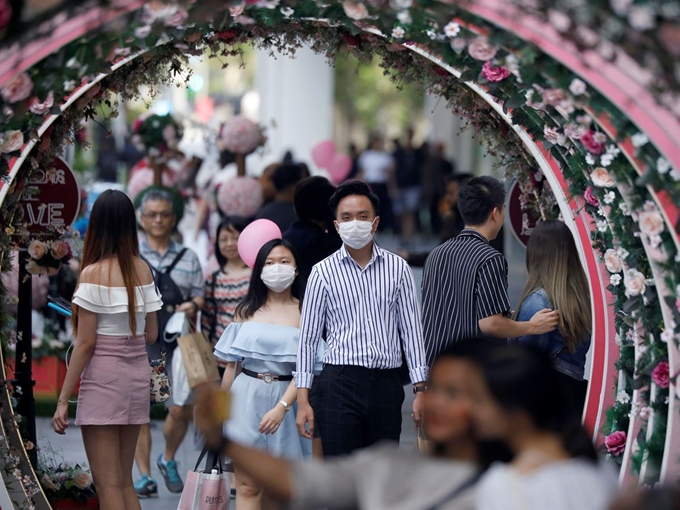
[342,1,369,20]
[0,130,24,153]
[624,268,646,297]
[604,249,623,273]
[569,78,587,96]
[590,167,616,188]
[638,210,665,236]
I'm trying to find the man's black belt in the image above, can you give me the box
[241,368,293,383]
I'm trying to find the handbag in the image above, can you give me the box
[150,341,172,405]
[177,331,221,389]
[415,426,432,454]
[178,447,231,510]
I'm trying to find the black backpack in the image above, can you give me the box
[143,248,188,345]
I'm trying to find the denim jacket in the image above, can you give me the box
[512,289,590,381]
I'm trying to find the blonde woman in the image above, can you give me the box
[513,220,592,409]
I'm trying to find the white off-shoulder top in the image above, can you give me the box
[72,283,163,336]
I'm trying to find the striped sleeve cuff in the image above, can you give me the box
[294,371,314,389]
[409,366,429,385]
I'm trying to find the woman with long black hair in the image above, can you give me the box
[472,345,617,510]
[214,238,318,510]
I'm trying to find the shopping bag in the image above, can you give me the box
[172,347,193,406]
[416,426,432,454]
[178,332,221,388]
[178,447,231,510]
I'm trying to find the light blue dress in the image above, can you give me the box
[214,322,320,460]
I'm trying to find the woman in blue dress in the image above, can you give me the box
[215,238,316,510]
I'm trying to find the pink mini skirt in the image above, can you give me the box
[75,334,150,426]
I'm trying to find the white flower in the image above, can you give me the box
[598,206,607,217]
[397,10,411,23]
[65,57,80,69]
[624,268,646,297]
[649,234,663,248]
[444,20,461,38]
[597,220,609,232]
[619,202,630,215]
[569,78,587,96]
[610,274,623,286]
[631,132,649,147]
[391,26,405,39]
[389,0,412,9]
[639,343,649,354]
[616,247,629,260]
[616,390,630,404]
[576,115,592,126]
[63,80,76,92]
[342,1,369,20]
[628,5,656,31]
[134,25,152,38]
[639,406,652,419]
[610,0,633,16]
[600,153,614,167]
[606,144,621,157]
[585,153,596,165]
[671,168,680,182]
[661,329,674,343]
[593,132,608,144]
[657,157,671,174]
[603,191,616,204]
[280,6,294,16]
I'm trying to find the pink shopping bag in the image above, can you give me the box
[177,469,230,510]
[177,470,201,510]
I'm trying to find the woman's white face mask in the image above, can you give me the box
[336,219,376,250]
[260,264,296,293]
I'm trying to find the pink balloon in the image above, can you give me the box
[237,219,282,268]
[327,153,353,184]
[311,140,336,169]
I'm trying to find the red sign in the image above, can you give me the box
[17,157,80,236]
[507,180,540,248]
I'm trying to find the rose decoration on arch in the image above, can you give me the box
[604,431,627,456]
[481,61,510,82]
[638,210,665,237]
[623,268,646,297]
[142,1,189,27]
[342,0,369,20]
[590,167,616,188]
[603,249,623,274]
[651,361,670,389]
[468,37,497,60]
[1,72,33,103]
[218,116,266,155]
[584,186,599,207]
[0,130,24,154]
[580,130,607,154]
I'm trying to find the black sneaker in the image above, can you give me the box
[134,474,158,498]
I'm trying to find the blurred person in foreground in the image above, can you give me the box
[195,339,511,510]
[609,487,680,510]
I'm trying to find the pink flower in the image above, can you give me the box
[0,130,23,153]
[584,186,599,207]
[2,72,33,103]
[604,431,627,456]
[28,91,54,115]
[0,0,12,30]
[543,125,566,146]
[623,268,646,297]
[542,88,567,106]
[481,61,510,82]
[590,167,616,188]
[580,131,606,154]
[638,210,665,237]
[50,240,71,260]
[603,249,623,273]
[142,2,188,27]
[27,240,47,260]
[675,296,680,313]
[342,1,369,20]
[651,362,670,389]
[467,37,497,61]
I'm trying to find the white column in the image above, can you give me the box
[251,44,334,174]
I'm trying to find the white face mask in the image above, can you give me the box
[261,264,296,293]
[337,219,375,250]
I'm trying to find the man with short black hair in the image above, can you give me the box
[421,176,559,365]
[295,180,428,457]
[283,176,342,279]
[255,163,302,232]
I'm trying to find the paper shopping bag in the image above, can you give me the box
[177,470,201,510]
[196,471,230,510]
[178,332,221,388]
[416,426,432,454]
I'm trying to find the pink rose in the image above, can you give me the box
[604,431,627,456]
[142,2,188,27]
[623,268,646,297]
[603,249,623,273]
[50,240,71,260]
[481,61,510,82]
[0,130,24,153]
[563,122,584,142]
[73,471,92,489]
[28,240,47,260]
[229,4,245,16]
[2,72,33,103]
[342,1,369,20]
[638,210,665,237]
[584,186,599,207]
[580,131,606,154]
[28,91,54,115]
[651,362,669,389]
[468,37,497,61]
[543,125,566,146]
[590,167,615,188]
[542,88,567,106]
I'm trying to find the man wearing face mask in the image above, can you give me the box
[295,181,428,457]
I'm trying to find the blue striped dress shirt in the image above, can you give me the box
[295,244,428,388]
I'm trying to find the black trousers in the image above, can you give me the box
[316,364,405,457]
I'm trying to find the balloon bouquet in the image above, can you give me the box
[310,140,353,184]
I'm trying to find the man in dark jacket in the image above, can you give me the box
[283,176,342,279]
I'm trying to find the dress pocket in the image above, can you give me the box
[82,357,118,386]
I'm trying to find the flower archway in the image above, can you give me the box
[0,0,678,507]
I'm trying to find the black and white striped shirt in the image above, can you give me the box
[421,229,510,365]
[295,244,428,388]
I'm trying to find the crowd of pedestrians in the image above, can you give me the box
[50,143,665,510]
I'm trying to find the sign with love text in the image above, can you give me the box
[16,157,80,236]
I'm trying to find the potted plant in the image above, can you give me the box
[36,442,99,509]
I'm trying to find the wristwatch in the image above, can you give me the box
[278,400,291,412]
[413,385,427,395]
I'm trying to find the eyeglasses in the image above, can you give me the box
[142,211,174,220]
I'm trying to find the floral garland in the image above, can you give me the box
[0,0,676,501]
[131,112,184,160]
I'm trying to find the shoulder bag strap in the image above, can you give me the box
[142,259,166,357]
[425,470,482,510]
[208,269,221,344]
[164,248,188,275]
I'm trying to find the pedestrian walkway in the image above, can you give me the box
[36,390,417,509]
